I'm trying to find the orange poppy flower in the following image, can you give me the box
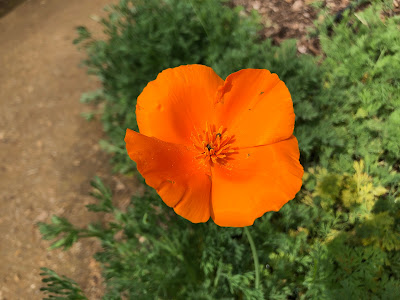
[125,65,303,227]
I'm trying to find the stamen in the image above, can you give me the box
[191,124,236,165]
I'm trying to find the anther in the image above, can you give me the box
[192,124,235,165]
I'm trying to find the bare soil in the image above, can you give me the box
[0,0,26,18]
[0,0,138,299]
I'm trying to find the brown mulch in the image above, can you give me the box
[232,0,351,54]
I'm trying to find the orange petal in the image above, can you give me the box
[211,136,303,227]
[214,69,295,148]
[125,129,211,223]
[136,65,224,146]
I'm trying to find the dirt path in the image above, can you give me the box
[0,0,26,18]
[0,0,138,299]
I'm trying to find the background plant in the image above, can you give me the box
[40,0,400,299]
[74,0,321,173]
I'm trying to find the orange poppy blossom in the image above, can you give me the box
[125,64,303,227]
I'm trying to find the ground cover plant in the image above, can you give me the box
[39,0,400,299]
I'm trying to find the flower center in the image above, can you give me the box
[192,123,236,164]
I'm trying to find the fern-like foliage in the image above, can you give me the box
[39,165,400,299]
[40,268,88,300]
[74,0,322,173]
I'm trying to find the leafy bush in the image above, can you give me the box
[40,162,400,299]
[301,1,400,177]
[75,0,322,173]
[39,0,400,299]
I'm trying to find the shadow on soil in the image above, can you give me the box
[0,0,27,18]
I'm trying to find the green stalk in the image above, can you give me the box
[244,226,260,289]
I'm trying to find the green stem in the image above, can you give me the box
[244,226,260,289]
[189,0,211,41]
[188,0,216,67]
